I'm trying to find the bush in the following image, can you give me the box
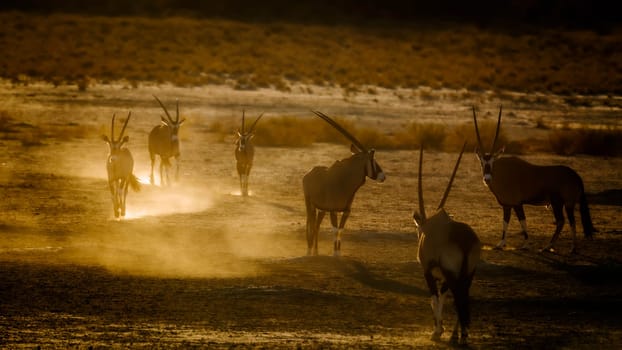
[549,128,622,157]
[212,115,622,158]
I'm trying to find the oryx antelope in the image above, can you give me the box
[235,110,263,196]
[102,112,141,218]
[413,143,481,345]
[149,95,186,186]
[473,106,595,253]
[303,111,386,256]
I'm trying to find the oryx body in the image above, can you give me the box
[414,144,481,345]
[102,112,140,218]
[473,106,595,252]
[303,111,385,256]
[149,95,185,186]
[235,110,263,196]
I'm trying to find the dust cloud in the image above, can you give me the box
[60,179,303,279]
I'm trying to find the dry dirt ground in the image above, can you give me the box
[1,82,622,349]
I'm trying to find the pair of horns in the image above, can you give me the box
[312,110,367,153]
[240,110,264,135]
[417,142,466,222]
[473,105,502,154]
[154,95,180,123]
[110,111,131,141]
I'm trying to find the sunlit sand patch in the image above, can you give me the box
[229,189,253,196]
[482,244,518,251]
[137,176,152,185]
[0,246,63,254]
[129,327,433,347]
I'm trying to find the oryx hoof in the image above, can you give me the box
[494,240,506,250]
[430,331,442,342]
[570,246,578,255]
[333,250,341,257]
[540,245,554,253]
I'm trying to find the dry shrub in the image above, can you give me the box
[447,121,509,153]
[45,123,98,140]
[0,110,15,133]
[549,128,622,157]
[357,127,397,150]
[253,116,317,147]
[2,13,621,94]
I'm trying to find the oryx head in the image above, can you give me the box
[102,111,131,157]
[236,110,263,152]
[154,95,185,155]
[472,106,504,185]
[413,143,466,237]
[312,110,385,183]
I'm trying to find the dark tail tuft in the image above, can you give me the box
[579,191,595,238]
[129,174,141,192]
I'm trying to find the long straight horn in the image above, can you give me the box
[472,106,484,152]
[175,98,180,123]
[312,110,367,152]
[437,142,467,210]
[153,95,174,122]
[418,144,427,221]
[490,105,502,152]
[111,113,116,140]
[241,110,246,134]
[249,113,264,133]
[119,111,131,139]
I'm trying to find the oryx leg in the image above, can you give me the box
[305,200,315,256]
[329,212,338,255]
[160,159,170,186]
[514,205,529,249]
[450,277,473,346]
[120,178,129,217]
[543,201,565,252]
[496,206,512,249]
[149,154,156,185]
[109,179,119,218]
[334,210,350,256]
[565,203,578,254]
[314,211,326,256]
[243,166,251,196]
[425,272,447,341]
[175,155,180,182]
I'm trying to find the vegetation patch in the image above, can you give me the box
[549,128,622,157]
[213,115,622,157]
[0,12,621,95]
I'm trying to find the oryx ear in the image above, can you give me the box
[161,116,168,125]
[237,130,242,137]
[413,211,424,227]
[179,118,186,125]
[350,144,362,154]
[494,146,506,158]
[101,135,110,143]
[122,136,129,143]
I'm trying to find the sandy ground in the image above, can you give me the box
[1,82,622,348]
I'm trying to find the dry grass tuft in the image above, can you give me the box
[549,128,622,157]
[0,12,620,95]
[212,116,514,153]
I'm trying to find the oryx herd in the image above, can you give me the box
[102,101,595,345]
